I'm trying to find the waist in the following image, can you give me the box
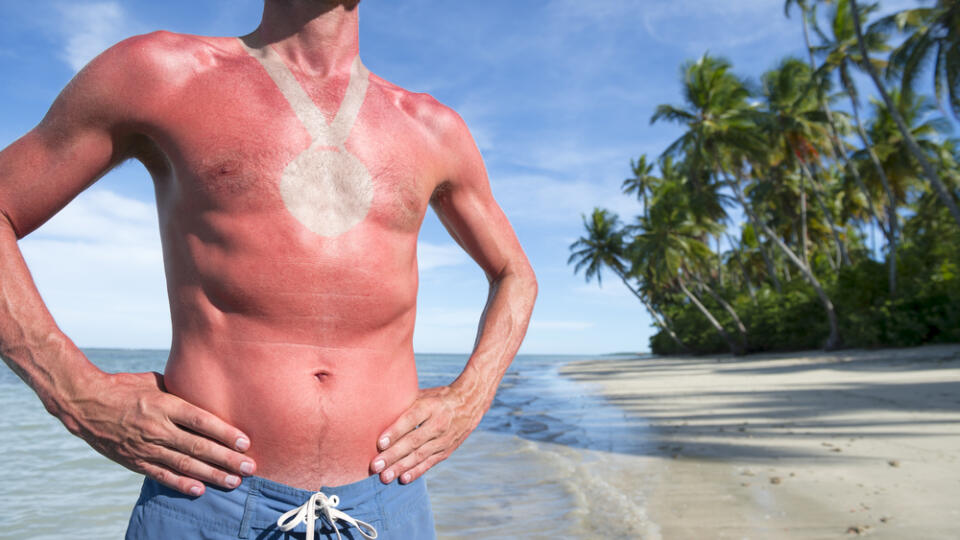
[131,474,434,538]
[163,337,419,489]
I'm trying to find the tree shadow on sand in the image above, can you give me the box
[486,346,960,461]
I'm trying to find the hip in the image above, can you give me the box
[125,473,436,540]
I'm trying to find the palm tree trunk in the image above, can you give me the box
[717,235,725,287]
[800,171,810,267]
[732,180,841,349]
[798,159,851,266]
[824,107,891,242]
[849,0,960,231]
[822,239,838,270]
[801,7,816,68]
[719,164,782,292]
[616,271,686,351]
[725,232,758,305]
[847,91,898,294]
[888,216,897,297]
[800,3,890,245]
[698,278,749,347]
[677,276,742,355]
[757,229,783,292]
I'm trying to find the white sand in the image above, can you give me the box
[562,345,960,539]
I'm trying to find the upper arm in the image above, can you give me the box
[0,33,167,238]
[426,103,533,283]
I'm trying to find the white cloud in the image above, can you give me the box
[19,188,169,347]
[418,241,470,271]
[492,173,639,227]
[32,189,158,246]
[415,307,482,329]
[412,307,483,353]
[641,0,796,53]
[56,2,139,72]
[529,319,594,331]
[574,283,627,297]
[545,0,642,27]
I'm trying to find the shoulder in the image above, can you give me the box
[370,77,483,187]
[371,76,473,148]
[57,31,223,115]
[83,31,227,90]
[37,30,239,150]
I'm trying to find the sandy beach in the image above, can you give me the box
[562,344,960,540]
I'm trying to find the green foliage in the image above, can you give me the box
[650,207,960,355]
[579,0,960,356]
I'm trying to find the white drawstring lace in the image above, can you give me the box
[276,492,378,540]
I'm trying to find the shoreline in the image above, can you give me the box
[561,344,960,539]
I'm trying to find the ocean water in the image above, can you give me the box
[0,351,654,539]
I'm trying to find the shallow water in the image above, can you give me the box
[0,351,655,539]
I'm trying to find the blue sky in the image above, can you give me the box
[0,0,918,354]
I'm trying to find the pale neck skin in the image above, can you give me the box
[248,0,361,75]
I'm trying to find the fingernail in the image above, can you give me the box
[226,475,240,488]
[373,460,385,473]
[378,437,390,450]
[189,485,202,497]
[240,462,254,475]
[401,473,411,484]
[383,470,395,483]
[235,437,250,451]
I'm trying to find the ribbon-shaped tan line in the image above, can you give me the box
[239,37,374,237]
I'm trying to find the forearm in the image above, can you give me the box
[0,215,103,423]
[451,263,537,408]
[370,261,536,484]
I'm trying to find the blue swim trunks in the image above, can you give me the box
[125,474,436,540]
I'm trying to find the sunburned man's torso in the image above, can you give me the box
[124,31,447,489]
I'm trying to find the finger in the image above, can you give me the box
[376,402,432,452]
[139,461,206,497]
[168,399,251,452]
[399,452,446,485]
[155,446,243,491]
[168,430,256,478]
[382,439,444,484]
[372,418,437,475]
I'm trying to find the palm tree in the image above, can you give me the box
[731,174,842,349]
[885,1,960,120]
[785,0,819,67]
[788,0,888,256]
[864,90,952,203]
[759,56,850,267]
[651,50,844,349]
[568,208,685,350]
[814,0,903,292]
[628,180,744,355]
[652,54,764,174]
[849,0,960,230]
[723,232,759,305]
[622,154,658,220]
[855,89,954,294]
[651,54,778,291]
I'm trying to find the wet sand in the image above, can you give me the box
[562,345,960,539]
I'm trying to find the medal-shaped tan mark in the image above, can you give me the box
[240,38,373,237]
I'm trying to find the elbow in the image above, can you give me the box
[499,259,537,304]
[523,263,538,303]
[0,206,21,239]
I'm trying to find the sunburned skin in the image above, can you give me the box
[0,1,536,501]
[156,34,429,489]
[239,37,373,237]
